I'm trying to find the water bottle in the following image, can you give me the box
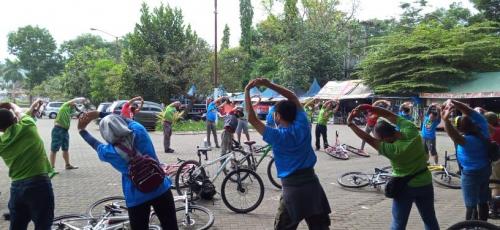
[203,137,208,148]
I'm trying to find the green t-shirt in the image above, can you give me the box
[378,117,431,187]
[55,102,74,129]
[0,115,52,181]
[316,108,332,126]
[163,105,177,123]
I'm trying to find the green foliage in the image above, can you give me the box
[60,34,118,60]
[32,75,68,101]
[156,119,224,132]
[88,59,125,104]
[471,0,500,22]
[221,24,230,51]
[219,47,250,91]
[358,21,500,94]
[124,3,211,103]
[7,25,62,99]
[239,0,254,53]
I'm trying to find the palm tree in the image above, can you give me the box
[0,59,27,103]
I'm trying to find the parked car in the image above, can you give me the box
[94,102,112,124]
[187,103,207,121]
[255,102,274,120]
[43,102,64,119]
[107,100,163,130]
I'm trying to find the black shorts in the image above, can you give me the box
[424,138,437,156]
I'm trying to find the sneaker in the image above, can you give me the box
[215,145,220,148]
[165,149,175,153]
[65,165,79,170]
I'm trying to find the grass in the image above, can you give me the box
[156,119,224,132]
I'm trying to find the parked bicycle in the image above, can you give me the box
[447,220,498,230]
[325,131,370,160]
[174,146,265,213]
[337,166,393,189]
[429,151,461,189]
[229,141,281,189]
[86,191,214,230]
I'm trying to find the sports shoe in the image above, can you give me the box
[65,165,79,170]
[165,149,175,153]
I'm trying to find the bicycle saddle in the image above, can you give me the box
[197,146,212,152]
[244,141,256,146]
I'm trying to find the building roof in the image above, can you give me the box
[420,72,500,98]
[315,80,363,100]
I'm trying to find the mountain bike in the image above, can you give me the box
[429,151,461,189]
[86,191,214,230]
[230,141,281,189]
[447,220,499,230]
[174,146,265,213]
[337,166,393,189]
[325,131,370,160]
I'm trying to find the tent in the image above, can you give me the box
[230,87,261,102]
[315,80,359,100]
[303,78,321,98]
[340,81,373,100]
[187,84,196,96]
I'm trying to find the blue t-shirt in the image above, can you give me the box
[421,115,440,139]
[96,121,171,207]
[266,106,276,127]
[263,109,317,178]
[206,102,217,122]
[456,110,490,171]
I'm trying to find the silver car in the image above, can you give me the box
[43,102,64,119]
[107,100,163,130]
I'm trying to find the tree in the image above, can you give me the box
[8,25,62,102]
[219,47,250,91]
[0,59,27,102]
[358,21,500,94]
[123,3,211,102]
[471,0,500,22]
[60,33,118,60]
[239,0,254,53]
[221,24,230,51]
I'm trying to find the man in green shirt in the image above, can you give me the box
[347,104,439,230]
[161,101,184,153]
[50,97,88,170]
[315,100,339,150]
[0,99,54,229]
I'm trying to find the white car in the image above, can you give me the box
[43,102,64,119]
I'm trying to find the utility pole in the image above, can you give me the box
[213,0,219,87]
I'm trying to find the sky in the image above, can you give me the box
[0,0,476,59]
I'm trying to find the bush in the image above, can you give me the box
[156,119,224,132]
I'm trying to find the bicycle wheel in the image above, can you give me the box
[87,196,127,218]
[221,168,265,213]
[51,214,94,229]
[325,147,349,160]
[222,150,252,182]
[151,205,214,230]
[432,171,461,189]
[343,144,370,157]
[266,158,282,189]
[337,172,371,188]
[174,160,206,196]
[447,220,499,230]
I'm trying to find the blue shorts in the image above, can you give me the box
[461,166,492,207]
[51,126,69,152]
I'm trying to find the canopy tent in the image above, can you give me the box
[314,80,359,100]
[340,81,374,100]
[213,86,227,99]
[420,72,500,99]
[260,87,280,99]
[303,78,321,98]
[230,87,262,101]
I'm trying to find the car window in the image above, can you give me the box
[49,102,63,108]
[150,107,162,112]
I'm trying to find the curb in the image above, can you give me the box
[151,129,257,136]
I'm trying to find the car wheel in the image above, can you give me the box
[49,113,57,119]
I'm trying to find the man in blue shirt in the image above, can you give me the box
[245,78,331,229]
[206,96,228,148]
[266,105,276,128]
[421,103,441,165]
[399,102,414,121]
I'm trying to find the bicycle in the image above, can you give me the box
[447,220,499,230]
[52,206,161,230]
[325,131,370,160]
[174,146,265,213]
[230,141,281,189]
[86,191,214,230]
[428,151,461,189]
[337,166,393,189]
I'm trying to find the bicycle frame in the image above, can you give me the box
[247,145,272,169]
[195,151,239,183]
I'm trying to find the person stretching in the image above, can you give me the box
[236,96,261,144]
[161,101,184,153]
[50,97,88,171]
[421,103,441,165]
[205,96,228,148]
[347,104,439,230]
[358,100,389,154]
[121,96,144,119]
[315,100,339,151]
[0,99,54,229]
[246,78,331,229]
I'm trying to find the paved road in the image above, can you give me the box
[0,119,499,229]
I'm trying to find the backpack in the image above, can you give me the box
[115,143,165,193]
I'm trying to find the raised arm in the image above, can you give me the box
[258,78,301,109]
[373,99,390,108]
[0,102,22,121]
[441,106,465,145]
[78,111,103,150]
[251,96,262,107]
[332,99,340,113]
[371,106,398,124]
[450,100,474,116]
[245,80,266,134]
[303,98,316,108]
[27,99,44,118]
[347,107,380,150]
